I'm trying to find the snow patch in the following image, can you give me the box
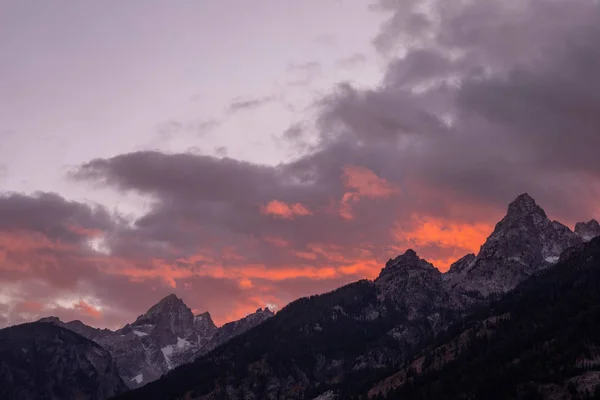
[545,256,560,263]
[161,345,173,358]
[133,330,148,337]
[131,374,144,384]
[177,336,190,349]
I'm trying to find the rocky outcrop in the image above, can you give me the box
[0,322,126,400]
[41,294,274,389]
[191,307,274,359]
[575,219,600,242]
[444,193,583,300]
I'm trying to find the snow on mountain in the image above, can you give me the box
[39,294,274,389]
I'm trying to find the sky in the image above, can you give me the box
[1,0,600,329]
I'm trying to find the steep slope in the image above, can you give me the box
[113,193,599,399]
[38,316,114,340]
[190,307,274,360]
[445,193,583,303]
[115,250,460,400]
[373,237,600,399]
[40,294,274,389]
[0,322,126,400]
[576,219,600,242]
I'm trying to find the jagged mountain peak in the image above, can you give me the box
[575,219,600,242]
[194,311,217,335]
[378,249,435,279]
[255,307,274,316]
[446,193,582,298]
[506,193,546,218]
[194,311,213,323]
[135,294,191,323]
[156,293,184,306]
[38,316,61,323]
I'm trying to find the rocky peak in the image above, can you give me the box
[374,250,452,319]
[447,253,476,275]
[575,219,600,242]
[446,193,582,297]
[506,193,546,219]
[134,294,192,325]
[190,307,275,360]
[194,311,217,340]
[38,316,61,323]
[378,249,436,279]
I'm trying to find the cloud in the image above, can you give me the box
[156,119,221,140]
[336,53,367,69]
[226,95,279,114]
[287,61,322,75]
[261,200,313,219]
[74,300,102,319]
[340,165,400,220]
[4,0,600,330]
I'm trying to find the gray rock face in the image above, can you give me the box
[446,253,476,275]
[0,322,127,400]
[376,250,456,319]
[575,219,600,242]
[190,307,274,360]
[41,294,274,389]
[445,193,583,299]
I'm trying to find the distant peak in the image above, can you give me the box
[195,311,212,319]
[403,249,418,257]
[159,293,180,303]
[507,193,546,218]
[379,249,435,279]
[38,316,61,324]
[575,219,600,242]
[255,307,274,316]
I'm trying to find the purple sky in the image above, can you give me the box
[1,0,600,329]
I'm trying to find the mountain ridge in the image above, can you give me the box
[39,294,274,389]
[114,193,600,399]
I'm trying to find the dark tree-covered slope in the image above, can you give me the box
[378,237,600,399]
[0,322,127,400]
[114,269,457,400]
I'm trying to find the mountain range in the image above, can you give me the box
[38,295,273,390]
[1,193,600,400]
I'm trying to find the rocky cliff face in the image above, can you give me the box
[190,307,274,360]
[0,322,126,400]
[42,294,274,389]
[575,219,600,242]
[444,194,584,301]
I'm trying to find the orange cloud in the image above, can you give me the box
[393,216,493,271]
[74,300,102,319]
[340,165,400,219]
[261,200,313,219]
[16,301,44,313]
[64,224,104,238]
[239,278,253,289]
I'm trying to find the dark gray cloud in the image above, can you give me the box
[5,0,600,329]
